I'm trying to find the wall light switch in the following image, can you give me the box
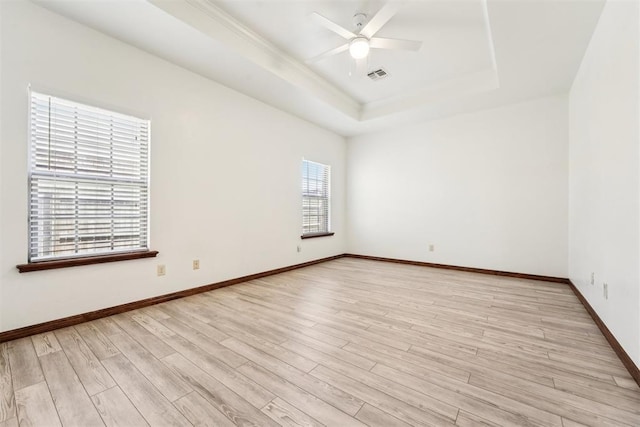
[157,265,166,276]
[193,260,200,270]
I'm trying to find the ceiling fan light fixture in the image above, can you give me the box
[349,37,370,59]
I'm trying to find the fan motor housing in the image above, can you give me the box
[353,13,367,29]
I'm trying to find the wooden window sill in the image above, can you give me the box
[301,232,335,240]
[17,250,159,273]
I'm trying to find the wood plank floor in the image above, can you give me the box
[1,258,639,426]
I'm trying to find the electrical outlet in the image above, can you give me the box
[590,272,595,285]
[297,245,302,253]
[603,283,608,300]
[157,265,166,276]
[429,244,435,252]
[193,260,200,270]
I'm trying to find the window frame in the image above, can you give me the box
[18,90,156,272]
[301,159,334,239]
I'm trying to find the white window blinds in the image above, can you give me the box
[302,159,330,235]
[28,92,150,262]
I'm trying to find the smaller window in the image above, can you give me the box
[302,159,331,237]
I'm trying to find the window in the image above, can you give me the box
[301,159,333,238]
[27,92,150,263]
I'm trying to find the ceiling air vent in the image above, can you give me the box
[367,68,389,81]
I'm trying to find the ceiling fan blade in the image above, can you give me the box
[370,37,422,51]
[360,2,400,38]
[306,44,349,63]
[311,12,357,39]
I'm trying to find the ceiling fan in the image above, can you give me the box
[307,3,422,76]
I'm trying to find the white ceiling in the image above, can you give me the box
[214,0,494,104]
[35,0,605,136]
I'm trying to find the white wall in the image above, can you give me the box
[347,96,569,278]
[0,2,4,333]
[0,1,347,332]
[568,0,639,367]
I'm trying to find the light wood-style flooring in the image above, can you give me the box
[1,258,639,426]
